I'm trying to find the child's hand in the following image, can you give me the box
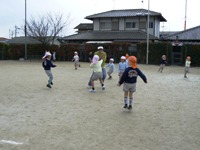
[117,83,120,86]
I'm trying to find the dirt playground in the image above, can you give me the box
[0,61,199,150]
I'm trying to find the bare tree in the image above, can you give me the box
[26,12,71,46]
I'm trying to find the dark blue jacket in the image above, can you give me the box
[119,67,147,85]
[42,59,56,70]
[160,59,167,65]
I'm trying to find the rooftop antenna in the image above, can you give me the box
[184,0,187,30]
[141,0,144,8]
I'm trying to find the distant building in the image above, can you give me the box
[62,9,167,44]
[0,37,9,43]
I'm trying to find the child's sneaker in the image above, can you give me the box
[102,85,105,90]
[46,84,51,88]
[128,105,132,110]
[123,104,128,109]
[89,89,96,93]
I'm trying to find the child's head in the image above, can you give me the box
[109,58,114,63]
[98,46,104,54]
[120,56,126,62]
[92,55,99,64]
[162,55,166,60]
[74,51,78,55]
[42,52,51,59]
[186,56,191,61]
[125,54,129,60]
[128,56,137,69]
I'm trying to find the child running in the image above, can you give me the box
[118,56,127,82]
[89,55,105,93]
[158,55,167,73]
[42,52,56,88]
[106,58,115,79]
[184,56,191,78]
[72,51,80,70]
[118,56,147,110]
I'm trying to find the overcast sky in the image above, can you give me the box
[0,0,199,38]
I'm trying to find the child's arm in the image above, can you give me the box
[118,69,127,86]
[49,61,56,67]
[137,68,147,83]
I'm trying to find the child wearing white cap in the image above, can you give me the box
[106,58,115,79]
[72,51,80,70]
[89,55,105,92]
[42,52,56,88]
[118,56,127,82]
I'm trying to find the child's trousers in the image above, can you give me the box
[45,70,53,85]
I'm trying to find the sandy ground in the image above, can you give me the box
[0,60,200,150]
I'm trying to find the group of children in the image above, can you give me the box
[42,48,191,110]
[86,48,147,110]
[158,54,191,78]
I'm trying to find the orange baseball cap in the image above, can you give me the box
[128,56,137,69]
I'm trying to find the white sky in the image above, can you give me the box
[0,0,200,38]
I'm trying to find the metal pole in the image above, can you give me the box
[146,0,150,64]
[25,0,27,60]
[184,0,187,30]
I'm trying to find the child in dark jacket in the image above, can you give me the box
[158,55,167,73]
[42,52,56,88]
[118,56,147,110]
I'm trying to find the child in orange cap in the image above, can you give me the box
[184,56,191,78]
[118,56,147,110]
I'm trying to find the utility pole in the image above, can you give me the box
[184,0,187,30]
[146,0,150,64]
[25,0,27,60]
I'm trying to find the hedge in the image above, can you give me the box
[1,42,200,66]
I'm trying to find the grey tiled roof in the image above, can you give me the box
[74,23,93,30]
[85,9,166,21]
[7,37,41,44]
[164,25,200,40]
[63,30,158,41]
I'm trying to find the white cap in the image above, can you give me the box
[98,46,103,50]
[120,56,126,59]
[74,51,78,54]
[42,52,51,59]
[110,58,114,62]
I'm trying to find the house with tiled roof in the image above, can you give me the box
[159,25,200,65]
[163,25,200,44]
[62,9,166,44]
[7,36,61,46]
[0,37,9,43]
[74,23,93,33]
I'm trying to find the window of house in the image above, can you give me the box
[149,22,154,28]
[112,21,119,31]
[139,21,146,29]
[128,44,137,53]
[125,22,136,28]
[100,22,111,30]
